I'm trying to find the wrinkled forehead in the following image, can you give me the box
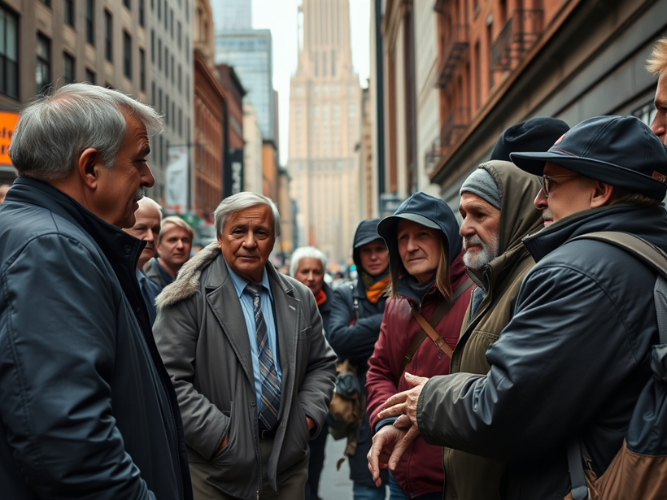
[225,204,275,231]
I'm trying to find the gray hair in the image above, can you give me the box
[9,83,163,180]
[213,191,281,237]
[290,246,327,277]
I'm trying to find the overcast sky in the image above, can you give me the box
[251,0,371,165]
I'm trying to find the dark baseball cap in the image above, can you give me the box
[511,115,667,200]
[491,117,570,162]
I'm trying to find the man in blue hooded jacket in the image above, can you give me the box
[374,115,667,500]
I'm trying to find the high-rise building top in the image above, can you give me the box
[215,29,276,142]
[212,0,252,32]
[288,0,361,264]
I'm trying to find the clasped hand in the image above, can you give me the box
[366,373,429,486]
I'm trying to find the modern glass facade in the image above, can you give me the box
[215,30,275,142]
[211,0,252,32]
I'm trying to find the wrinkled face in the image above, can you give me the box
[218,204,275,283]
[358,239,389,277]
[459,193,500,270]
[294,257,325,295]
[157,224,192,269]
[123,200,162,269]
[93,109,155,228]
[534,162,595,224]
[652,71,667,148]
[396,219,442,283]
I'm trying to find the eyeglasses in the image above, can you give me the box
[540,174,579,197]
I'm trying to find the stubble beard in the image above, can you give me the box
[462,233,499,270]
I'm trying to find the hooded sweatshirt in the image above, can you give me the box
[366,195,474,498]
[444,161,543,500]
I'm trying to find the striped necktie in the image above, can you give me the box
[244,283,280,430]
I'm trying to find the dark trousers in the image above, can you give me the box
[305,427,328,500]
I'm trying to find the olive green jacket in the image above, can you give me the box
[443,161,543,500]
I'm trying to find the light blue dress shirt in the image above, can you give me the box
[225,263,282,414]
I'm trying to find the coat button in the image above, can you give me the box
[251,401,256,406]
[438,352,443,359]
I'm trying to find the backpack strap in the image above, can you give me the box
[566,230,667,499]
[399,278,473,375]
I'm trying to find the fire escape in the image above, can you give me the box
[491,9,544,74]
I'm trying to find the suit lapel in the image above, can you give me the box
[268,267,299,401]
[205,257,254,385]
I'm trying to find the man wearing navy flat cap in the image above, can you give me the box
[376,116,667,500]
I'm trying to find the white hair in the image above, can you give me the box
[290,246,327,277]
[9,83,163,180]
[138,196,162,212]
[213,191,281,237]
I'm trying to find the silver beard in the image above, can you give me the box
[463,233,499,270]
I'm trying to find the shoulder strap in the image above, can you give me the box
[399,278,473,375]
[570,231,667,344]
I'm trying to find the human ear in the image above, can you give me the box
[590,181,614,208]
[78,148,103,190]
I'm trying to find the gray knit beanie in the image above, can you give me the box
[459,168,501,209]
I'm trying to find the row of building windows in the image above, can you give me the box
[151,30,189,91]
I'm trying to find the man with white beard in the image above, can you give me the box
[436,160,545,500]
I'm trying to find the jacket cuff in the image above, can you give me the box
[374,417,397,433]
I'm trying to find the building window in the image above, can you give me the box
[86,0,95,46]
[104,10,112,62]
[171,54,174,84]
[474,41,481,109]
[123,32,132,79]
[64,0,75,27]
[158,38,162,69]
[178,64,181,92]
[85,68,96,84]
[0,5,18,100]
[151,81,155,105]
[123,0,130,9]
[36,34,51,94]
[158,87,162,112]
[171,101,175,130]
[157,0,161,19]
[331,50,335,76]
[164,0,168,29]
[177,21,181,49]
[139,0,144,26]
[185,36,189,62]
[178,107,182,136]
[170,9,174,38]
[151,29,155,63]
[165,94,169,125]
[63,52,75,84]
[139,47,145,91]
[165,46,168,77]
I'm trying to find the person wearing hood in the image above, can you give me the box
[327,219,391,500]
[443,161,543,500]
[289,245,333,500]
[365,192,474,500]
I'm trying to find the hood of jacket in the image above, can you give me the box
[466,161,543,291]
[352,218,385,271]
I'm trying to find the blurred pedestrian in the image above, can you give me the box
[123,196,163,324]
[154,192,337,500]
[328,219,390,500]
[290,245,332,500]
[0,83,192,499]
[377,116,667,499]
[647,37,667,147]
[145,215,194,288]
[365,192,474,500]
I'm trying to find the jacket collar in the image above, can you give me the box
[523,204,667,262]
[9,177,145,272]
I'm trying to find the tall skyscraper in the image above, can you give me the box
[212,0,252,31]
[288,0,361,264]
[215,30,276,142]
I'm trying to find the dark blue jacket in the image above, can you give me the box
[328,220,389,487]
[418,204,667,500]
[0,178,192,500]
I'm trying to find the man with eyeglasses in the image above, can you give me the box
[374,116,667,500]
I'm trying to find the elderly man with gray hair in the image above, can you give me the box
[0,83,192,499]
[154,191,337,500]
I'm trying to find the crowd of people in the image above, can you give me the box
[0,36,666,500]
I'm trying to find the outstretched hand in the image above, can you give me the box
[377,372,429,427]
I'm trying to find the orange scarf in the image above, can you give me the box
[315,288,327,307]
[365,274,391,304]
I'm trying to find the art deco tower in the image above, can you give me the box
[288,0,361,265]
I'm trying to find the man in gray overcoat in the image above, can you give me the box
[155,192,337,500]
